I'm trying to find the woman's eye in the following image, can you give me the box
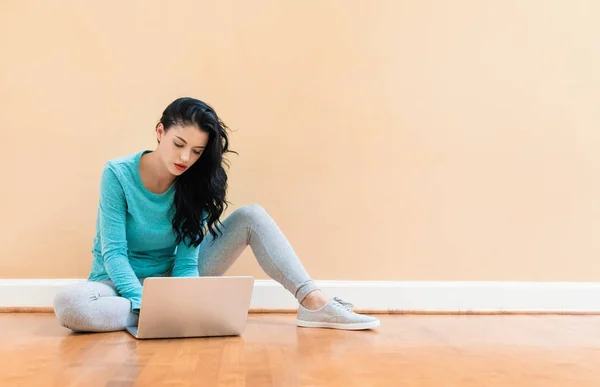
[193,150,202,155]
[174,142,183,148]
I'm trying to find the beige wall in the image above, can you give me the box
[2,1,600,281]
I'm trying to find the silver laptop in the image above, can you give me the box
[125,276,254,339]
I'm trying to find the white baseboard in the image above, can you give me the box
[1,279,600,313]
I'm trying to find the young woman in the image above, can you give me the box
[53,97,380,332]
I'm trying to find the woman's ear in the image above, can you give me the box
[156,123,164,144]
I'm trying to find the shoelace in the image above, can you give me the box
[333,297,354,311]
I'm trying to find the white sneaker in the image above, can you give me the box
[297,297,380,330]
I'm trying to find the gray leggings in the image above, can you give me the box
[53,204,320,332]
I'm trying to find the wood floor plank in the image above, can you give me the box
[1,313,600,386]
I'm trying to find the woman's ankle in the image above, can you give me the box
[301,290,330,310]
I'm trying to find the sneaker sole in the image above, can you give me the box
[296,319,380,330]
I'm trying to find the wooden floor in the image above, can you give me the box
[1,313,599,386]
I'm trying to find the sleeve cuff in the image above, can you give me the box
[130,298,141,314]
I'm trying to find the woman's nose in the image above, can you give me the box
[180,150,191,162]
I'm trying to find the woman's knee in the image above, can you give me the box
[53,282,101,332]
[53,281,133,332]
[232,204,269,223]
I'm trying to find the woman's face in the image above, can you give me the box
[156,123,209,176]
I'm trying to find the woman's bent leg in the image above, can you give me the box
[197,204,320,303]
[53,280,138,332]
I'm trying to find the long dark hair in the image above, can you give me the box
[158,97,236,247]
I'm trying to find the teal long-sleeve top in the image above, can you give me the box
[88,150,201,312]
